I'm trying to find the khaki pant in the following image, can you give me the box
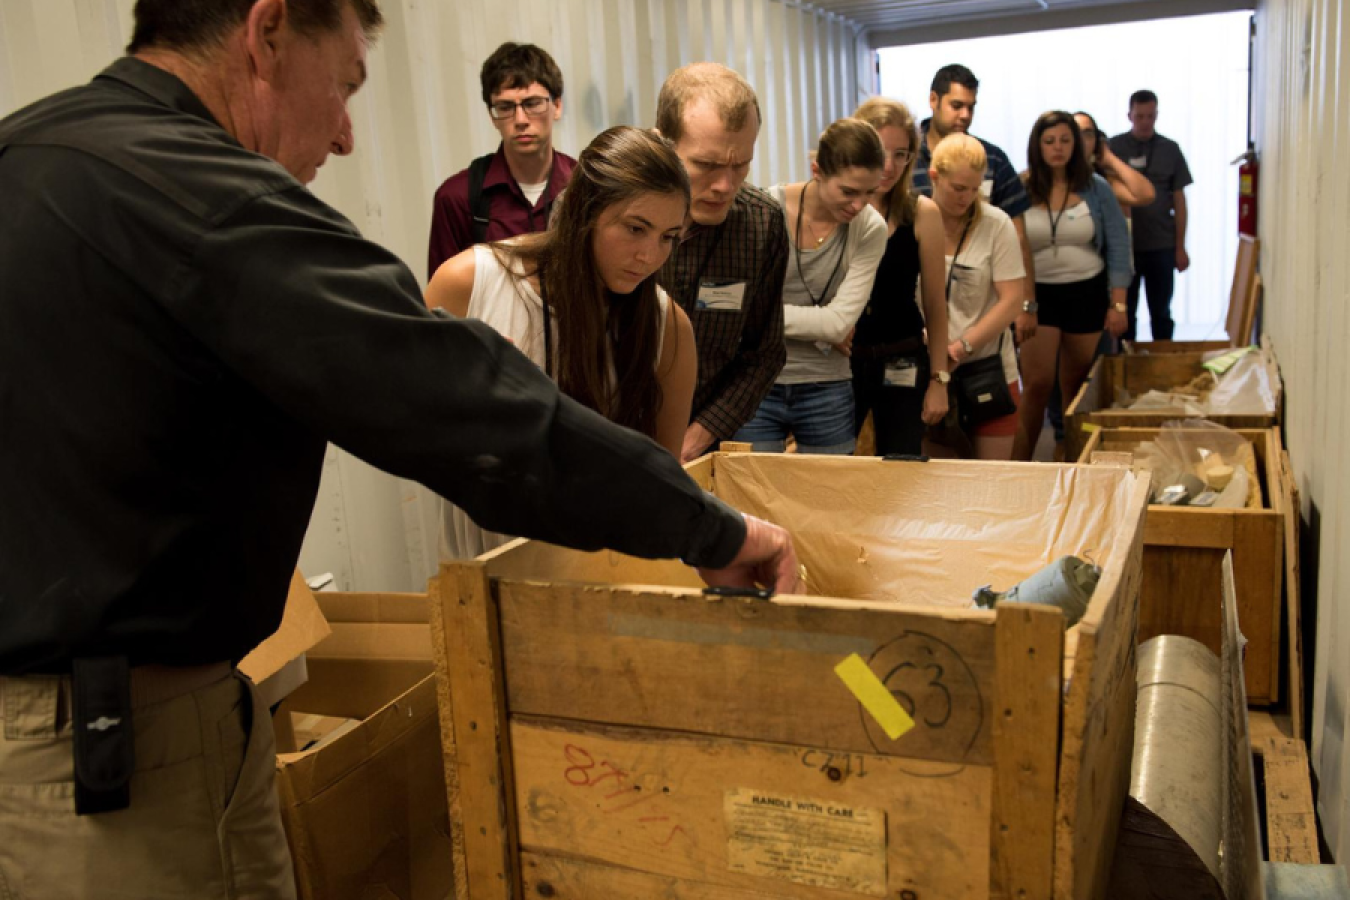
[0,670,296,900]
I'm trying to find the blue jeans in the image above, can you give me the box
[734,381,856,454]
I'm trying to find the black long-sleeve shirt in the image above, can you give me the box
[0,58,745,675]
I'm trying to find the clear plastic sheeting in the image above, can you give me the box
[1205,349,1281,414]
[1118,347,1281,416]
[711,455,1142,608]
[1132,420,1263,509]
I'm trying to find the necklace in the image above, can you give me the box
[794,181,848,307]
[797,181,836,247]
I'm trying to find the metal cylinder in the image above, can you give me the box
[1130,635,1224,884]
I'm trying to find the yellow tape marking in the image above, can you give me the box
[1081,422,1101,434]
[835,654,915,741]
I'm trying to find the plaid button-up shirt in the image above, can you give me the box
[659,184,788,441]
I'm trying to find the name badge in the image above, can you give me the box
[883,360,919,388]
[979,178,994,199]
[696,280,747,311]
[1128,156,1147,169]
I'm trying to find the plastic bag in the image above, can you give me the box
[1135,419,1261,508]
[1204,350,1279,414]
[1127,390,1208,415]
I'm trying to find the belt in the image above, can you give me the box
[129,661,235,707]
[853,337,926,362]
[0,661,234,708]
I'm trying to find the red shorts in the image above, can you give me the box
[971,381,1022,437]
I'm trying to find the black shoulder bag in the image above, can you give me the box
[947,217,1017,428]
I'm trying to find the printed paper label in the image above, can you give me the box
[724,788,886,896]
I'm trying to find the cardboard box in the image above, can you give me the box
[239,569,332,706]
[274,590,453,900]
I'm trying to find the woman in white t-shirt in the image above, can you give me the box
[733,118,888,454]
[925,134,1026,461]
[425,126,697,559]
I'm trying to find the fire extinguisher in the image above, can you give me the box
[1233,147,1259,237]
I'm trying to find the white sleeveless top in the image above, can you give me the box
[439,245,671,561]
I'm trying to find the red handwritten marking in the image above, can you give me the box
[561,742,692,847]
[604,790,659,815]
[654,825,691,848]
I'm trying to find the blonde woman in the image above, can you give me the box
[850,98,949,455]
[925,134,1025,460]
[733,119,887,454]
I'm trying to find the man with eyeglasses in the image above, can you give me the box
[427,42,574,279]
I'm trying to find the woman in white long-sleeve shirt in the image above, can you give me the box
[734,119,888,454]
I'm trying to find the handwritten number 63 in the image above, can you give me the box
[883,662,952,728]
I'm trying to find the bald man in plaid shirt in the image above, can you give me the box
[656,64,789,462]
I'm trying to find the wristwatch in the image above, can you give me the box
[931,369,951,384]
[1023,300,1039,314]
[960,336,974,354]
[1112,302,1128,313]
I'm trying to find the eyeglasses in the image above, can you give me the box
[488,96,553,120]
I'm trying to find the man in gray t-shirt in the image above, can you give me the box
[1109,89,1193,341]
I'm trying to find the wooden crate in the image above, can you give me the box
[430,453,1151,900]
[1064,351,1280,460]
[1079,427,1287,705]
[1122,339,1234,355]
[1107,553,1265,899]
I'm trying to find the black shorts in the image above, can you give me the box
[1036,270,1109,334]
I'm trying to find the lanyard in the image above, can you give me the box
[794,181,848,307]
[944,214,974,299]
[1048,189,1071,250]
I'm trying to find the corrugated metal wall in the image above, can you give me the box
[1253,0,1350,862]
[0,0,871,591]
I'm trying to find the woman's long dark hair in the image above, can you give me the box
[491,126,690,439]
[1024,110,1093,206]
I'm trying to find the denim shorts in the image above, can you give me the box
[733,380,856,454]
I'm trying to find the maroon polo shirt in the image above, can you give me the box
[426,144,576,279]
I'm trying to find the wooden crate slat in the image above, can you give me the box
[990,604,1065,899]
[431,564,521,900]
[510,717,993,899]
[1054,474,1151,900]
[521,851,805,899]
[497,581,999,766]
[1263,737,1319,864]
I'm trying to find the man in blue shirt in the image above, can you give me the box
[913,64,1037,343]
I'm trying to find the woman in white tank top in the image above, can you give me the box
[426,126,697,560]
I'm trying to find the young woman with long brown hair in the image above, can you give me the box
[426,125,697,558]
[1011,111,1132,461]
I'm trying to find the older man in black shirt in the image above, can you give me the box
[0,0,796,894]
